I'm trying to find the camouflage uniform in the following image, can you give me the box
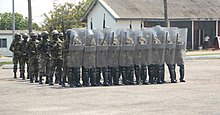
[48,30,63,85]
[19,33,29,80]
[9,33,22,78]
[37,31,50,84]
[27,32,38,83]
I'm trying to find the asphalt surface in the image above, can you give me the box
[0,59,220,115]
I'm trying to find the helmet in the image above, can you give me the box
[51,30,59,36]
[22,33,29,39]
[30,32,38,37]
[41,31,49,37]
[15,33,21,37]
[59,32,64,37]
[66,29,72,36]
[38,32,42,37]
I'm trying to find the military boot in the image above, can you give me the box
[35,74,39,82]
[49,76,54,85]
[168,64,177,83]
[45,75,49,84]
[148,65,154,84]
[13,72,17,79]
[39,76,43,84]
[157,65,163,84]
[30,75,34,83]
[179,64,186,82]
[113,67,120,85]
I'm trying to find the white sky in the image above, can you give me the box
[0,0,83,26]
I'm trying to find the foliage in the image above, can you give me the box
[41,0,94,33]
[0,12,39,30]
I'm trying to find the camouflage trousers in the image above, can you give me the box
[49,58,62,78]
[28,56,38,76]
[20,56,29,74]
[12,54,21,73]
[38,58,50,76]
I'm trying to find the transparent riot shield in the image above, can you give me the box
[119,29,135,66]
[83,29,96,69]
[108,30,120,67]
[165,27,178,65]
[67,28,85,67]
[175,28,188,65]
[94,29,109,67]
[142,28,153,65]
[151,26,166,65]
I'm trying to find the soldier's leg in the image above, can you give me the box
[68,68,74,87]
[13,55,19,78]
[112,66,119,85]
[96,67,102,86]
[57,59,63,85]
[167,64,177,83]
[91,67,97,86]
[161,64,166,83]
[148,64,154,84]
[48,59,56,85]
[141,64,148,85]
[28,57,34,83]
[107,66,112,86]
[75,66,81,87]
[121,66,128,85]
[179,64,185,82]
[129,65,135,85]
[82,67,89,86]
[157,64,163,84]
[45,59,50,84]
[20,57,25,80]
[134,65,141,85]
[103,67,109,86]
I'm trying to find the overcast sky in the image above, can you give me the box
[0,0,83,26]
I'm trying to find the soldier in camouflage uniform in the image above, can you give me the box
[48,30,63,85]
[27,32,38,83]
[9,33,22,78]
[37,31,50,84]
[19,33,29,80]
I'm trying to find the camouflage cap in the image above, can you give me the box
[22,33,29,38]
[51,30,59,36]
[30,32,38,37]
[41,31,49,37]
[15,33,21,37]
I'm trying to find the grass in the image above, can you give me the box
[0,61,13,67]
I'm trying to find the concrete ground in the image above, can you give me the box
[0,59,220,115]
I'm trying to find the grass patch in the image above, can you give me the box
[0,61,13,67]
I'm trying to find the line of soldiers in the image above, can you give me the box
[10,25,187,87]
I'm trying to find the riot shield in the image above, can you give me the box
[119,29,135,66]
[175,28,188,65]
[151,26,166,65]
[67,28,85,67]
[95,29,109,67]
[108,30,120,67]
[165,27,178,64]
[134,28,152,65]
[83,29,96,69]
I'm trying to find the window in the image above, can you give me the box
[0,38,7,48]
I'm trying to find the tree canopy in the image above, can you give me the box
[0,12,39,30]
[41,0,93,33]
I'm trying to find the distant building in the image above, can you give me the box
[81,0,220,50]
[0,30,29,56]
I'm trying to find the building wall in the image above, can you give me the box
[0,34,13,56]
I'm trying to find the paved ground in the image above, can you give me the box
[0,59,220,115]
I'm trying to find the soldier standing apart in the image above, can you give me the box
[27,32,38,83]
[203,34,210,50]
[19,33,29,80]
[37,31,50,84]
[10,33,22,79]
[48,30,63,85]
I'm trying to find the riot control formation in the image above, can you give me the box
[10,25,187,88]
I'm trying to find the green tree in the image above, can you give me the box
[0,12,39,30]
[41,0,93,33]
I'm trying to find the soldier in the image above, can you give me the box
[27,32,38,83]
[19,33,29,80]
[48,30,63,85]
[59,32,64,41]
[9,33,22,78]
[37,31,50,84]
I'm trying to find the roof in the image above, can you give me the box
[0,30,37,35]
[82,0,220,21]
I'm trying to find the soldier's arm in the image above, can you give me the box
[9,40,15,52]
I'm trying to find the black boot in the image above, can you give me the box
[157,65,163,84]
[30,75,33,83]
[148,65,154,84]
[49,76,54,85]
[179,64,186,82]
[45,75,49,84]
[39,76,43,84]
[113,67,120,85]
[13,72,17,79]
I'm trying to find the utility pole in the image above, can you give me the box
[12,0,15,39]
[164,0,169,27]
[28,0,32,34]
